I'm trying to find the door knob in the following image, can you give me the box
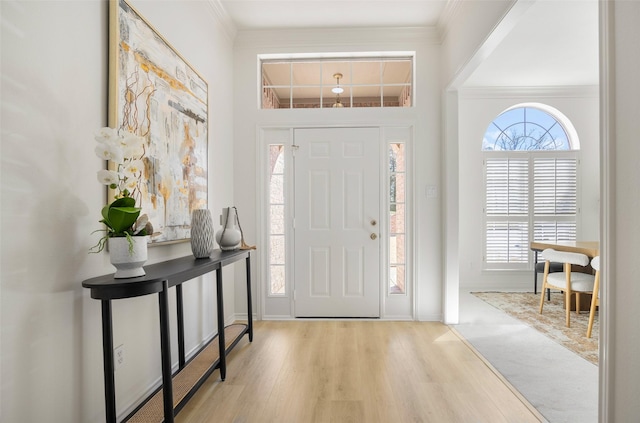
[370,233,378,240]
[370,219,377,226]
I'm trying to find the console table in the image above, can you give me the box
[82,249,253,423]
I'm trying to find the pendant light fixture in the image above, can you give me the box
[332,73,344,108]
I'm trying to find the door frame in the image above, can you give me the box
[257,124,415,320]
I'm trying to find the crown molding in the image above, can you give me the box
[205,0,237,42]
[436,0,463,42]
[234,26,439,49]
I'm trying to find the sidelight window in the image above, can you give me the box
[268,144,286,295]
[389,142,406,294]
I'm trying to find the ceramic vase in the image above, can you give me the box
[215,207,242,251]
[190,209,215,258]
[108,235,148,278]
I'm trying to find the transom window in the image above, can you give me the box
[483,104,579,269]
[260,54,413,109]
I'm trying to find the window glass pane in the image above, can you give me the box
[272,87,291,109]
[352,85,380,107]
[391,203,405,233]
[389,143,405,171]
[352,61,379,84]
[390,234,405,262]
[270,205,284,234]
[270,235,285,265]
[382,60,411,84]
[292,87,321,108]
[390,265,405,294]
[322,62,350,84]
[270,145,284,173]
[323,86,349,108]
[262,62,289,85]
[270,174,284,203]
[292,62,320,85]
[394,173,406,203]
[270,265,285,295]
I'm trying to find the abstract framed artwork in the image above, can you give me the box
[109,0,208,244]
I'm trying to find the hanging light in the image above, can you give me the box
[332,73,344,108]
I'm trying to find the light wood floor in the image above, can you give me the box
[176,321,543,423]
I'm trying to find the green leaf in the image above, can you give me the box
[107,206,140,234]
[102,197,140,234]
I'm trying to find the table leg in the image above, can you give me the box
[158,280,174,423]
[216,267,226,381]
[176,284,185,368]
[533,250,539,295]
[246,253,253,342]
[101,300,116,423]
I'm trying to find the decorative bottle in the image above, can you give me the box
[215,207,242,251]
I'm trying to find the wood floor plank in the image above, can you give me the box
[175,321,542,423]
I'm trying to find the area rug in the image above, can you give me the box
[472,292,599,366]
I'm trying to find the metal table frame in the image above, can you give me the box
[82,250,252,423]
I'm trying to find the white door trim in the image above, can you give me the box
[257,123,415,321]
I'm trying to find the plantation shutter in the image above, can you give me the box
[484,155,578,269]
[533,157,577,242]
[485,158,529,266]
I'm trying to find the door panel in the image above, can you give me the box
[294,127,380,317]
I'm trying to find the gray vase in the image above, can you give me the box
[190,209,215,258]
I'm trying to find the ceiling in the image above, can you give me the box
[218,0,599,88]
[219,0,449,31]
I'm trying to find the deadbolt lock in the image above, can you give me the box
[370,233,378,240]
[370,219,377,226]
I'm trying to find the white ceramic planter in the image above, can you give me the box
[108,235,148,278]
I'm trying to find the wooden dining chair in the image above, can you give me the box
[539,248,595,328]
[587,256,600,338]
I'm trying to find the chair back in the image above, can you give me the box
[541,248,590,267]
[591,256,600,271]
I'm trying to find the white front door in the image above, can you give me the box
[293,127,380,317]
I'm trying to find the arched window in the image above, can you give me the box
[483,104,578,151]
[483,104,579,269]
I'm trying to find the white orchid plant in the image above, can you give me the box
[90,127,152,253]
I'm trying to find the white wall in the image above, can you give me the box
[439,0,514,323]
[458,87,600,291]
[232,28,443,321]
[602,1,640,420]
[0,1,235,421]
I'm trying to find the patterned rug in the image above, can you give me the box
[472,292,599,366]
